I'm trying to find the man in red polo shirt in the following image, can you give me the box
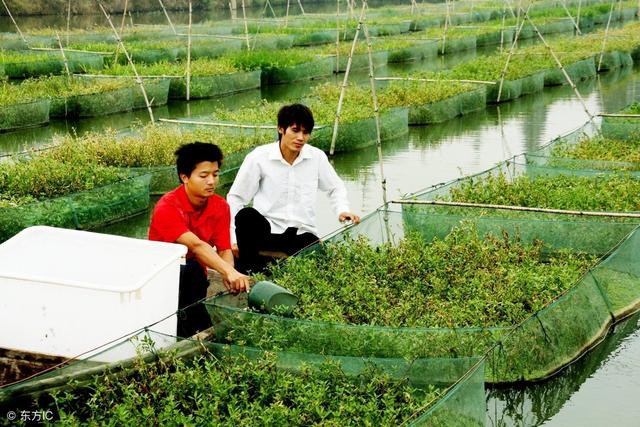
[149,142,249,337]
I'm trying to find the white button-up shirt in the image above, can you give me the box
[227,141,350,244]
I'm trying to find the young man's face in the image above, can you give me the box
[181,160,220,199]
[279,123,310,154]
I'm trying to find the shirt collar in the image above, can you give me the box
[268,140,313,163]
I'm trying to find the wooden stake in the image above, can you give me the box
[392,199,640,219]
[158,0,177,34]
[1,0,27,45]
[98,1,155,124]
[297,0,306,16]
[524,11,594,120]
[241,0,251,50]
[186,1,192,101]
[55,32,71,79]
[597,0,616,72]
[329,1,367,156]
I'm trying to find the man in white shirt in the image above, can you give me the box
[227,103,360,274]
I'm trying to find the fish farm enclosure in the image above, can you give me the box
[1,0,640,425]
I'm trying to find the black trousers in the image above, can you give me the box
[177,258,212,338]
[235,207,319,274]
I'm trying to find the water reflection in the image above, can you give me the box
[486,312,640,427]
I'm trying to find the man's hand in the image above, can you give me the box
[231,244,240,258]
[224,268,251,293]
[339,212,361,224]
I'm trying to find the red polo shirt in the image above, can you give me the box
[149,186,232,260]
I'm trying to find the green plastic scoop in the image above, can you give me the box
[248,280,298,316]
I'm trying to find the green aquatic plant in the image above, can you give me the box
[447,172,640,212]
[47,350,438,426]
[262,223,595,329]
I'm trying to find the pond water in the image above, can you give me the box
[89,63,640,426]
[1,7,639,424]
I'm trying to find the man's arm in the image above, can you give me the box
[227,152,262,246]
[317,152,361,224]
[176,231,250,292]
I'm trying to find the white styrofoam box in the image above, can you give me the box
[0,226,187,362]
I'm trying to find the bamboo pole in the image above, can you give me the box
[55,32,71,79]
[186,1,192,101]
[266,0,277,19]
[297,0,306,16]
[391,199,640,219]
[158,0,177,35]
[441,0,450,54]
[1,0,27,45]
[561,0,581,34]
[500,0,507,53]
[524,11,594,120]
[496,3,533,102]
[159,118,277,129]
[335,0,340,74]
[375,77,497,85]
[597,113,640,117]
[66,0,71,46]
[114,0,129,65]
[241,0,251,50]
[329,1,367,156]
[576,0,582,29]
[31,47,110,54]
[361,8,392,244]
[285,0,290,28]
[98,2,155,124]
[597,0,616,72]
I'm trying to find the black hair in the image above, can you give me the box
[175,142,224,180]
[277,103,315,141]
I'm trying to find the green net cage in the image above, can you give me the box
[0,173,151,243]
[0,99,50,132]
[0,327,486,426]
[408,87,487,125]
[204,191,639,384]
[261,57,334,85]
[311,107,409,153]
